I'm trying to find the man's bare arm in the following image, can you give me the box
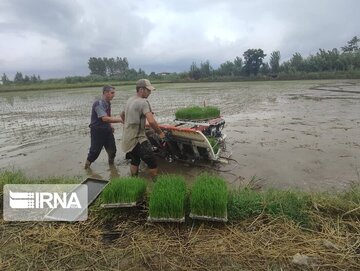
[101,115,123,123]
[145,112,165,139]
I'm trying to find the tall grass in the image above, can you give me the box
[101,177,147,204]
[228,188,312,226]
[227,188,263,220]
[175,106,220,120]
[190,174,227,218]
[264,189,311,225]
[149,175,186,219]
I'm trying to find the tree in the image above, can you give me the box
[88,57,106,76]
[1,73,10,84]
[233,56,243,76]
[115,57,129,76]
[137,68,146,78]
[30,74,38,83]
[243,49,266,76]
[23,75,30,83]
[189,62,201,80]
[341,36,360,53]
[104,57,116,76]
[200,60,213,78]
[217,61,234,76]
[269,51,281,74]
[259,63,270,75]
[290,52,304,71]
[14,72,24,83]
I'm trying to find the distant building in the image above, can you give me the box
[158,72,171,76]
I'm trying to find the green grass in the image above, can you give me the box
[228,188,312,226]
[0,170,79,199]
[263,189,311,225]
[101,177,147,204]
[149,175,186,219]
[190,174,228,218]
[1,170,359,226]
[228,188,263,220]
[175,106,220,120]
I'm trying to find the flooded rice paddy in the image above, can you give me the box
[0,80,359,191]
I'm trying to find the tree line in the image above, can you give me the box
[1,36,359,85]
[1,72,41,85]
[188,36,360,80]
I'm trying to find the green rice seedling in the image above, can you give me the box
[227,187,263,220]
[207,136,219,154]
[175,106,220,120]
[190,174,228,218]
[149,175,186,219]
[101,177,147,204]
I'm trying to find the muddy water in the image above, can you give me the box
[0,80,359,191]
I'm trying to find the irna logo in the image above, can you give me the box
[3,184,88,221]
[9,191,82,209]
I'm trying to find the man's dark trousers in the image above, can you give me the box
[87,127,116,163]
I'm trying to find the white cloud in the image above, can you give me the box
[0,0,359,78]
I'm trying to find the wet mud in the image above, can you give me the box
[0,80,359,192]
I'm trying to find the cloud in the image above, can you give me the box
[0,0,359,78]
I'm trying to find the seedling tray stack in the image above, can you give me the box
[175,106,220,121]
[148,175,186,222]
[100,177,147,208]
[190,174,228,222]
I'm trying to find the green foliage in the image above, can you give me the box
[0,170,27,192]
[264,190,311,225]
[14,72,24,83]
[1,73,11,84]
[149,175,186,219]
[227,188,263,220]
[101,177,147,204]
[189,62,201,80]
[243,48,267,76]
[0,170,79,199]
[175,106,220,120]
[190,174,227,217]
[217,60,235,76]
[311,185,360,217]
[270,51,281,74]
[227,188,311,225]
[341,36,360,53]
[199,60,213,78]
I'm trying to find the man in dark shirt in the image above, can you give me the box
[85,86,123,169]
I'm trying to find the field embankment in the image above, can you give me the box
[1,171,359,270]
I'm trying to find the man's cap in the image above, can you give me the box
[136,79,156,91]
[103,85,115,92]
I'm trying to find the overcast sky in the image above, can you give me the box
[1,0,359,79]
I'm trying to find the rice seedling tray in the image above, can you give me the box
[100,177,147,208]
[100,201,140,208]
[147,216,185,223]
[44,178,108,221]
[189,210,228,222]
[82,178,110,205]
